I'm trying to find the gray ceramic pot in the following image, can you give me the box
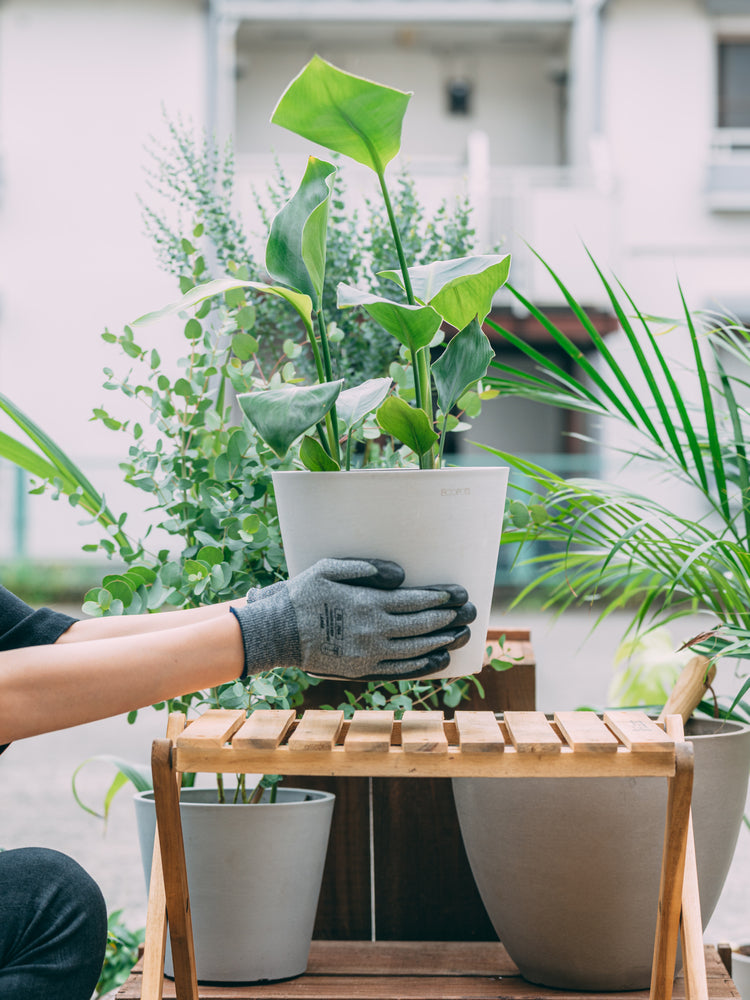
[452,718,750,991]
[134,786,334,983]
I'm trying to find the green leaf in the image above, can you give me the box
[300,435,340,471]
[336,378,392,432]
[509,500,531,528]
[0,430,60,482]
[432,318,494,415]
[233,332,258,360]
[238,380,343,457]
[71,755,152,824]
[337,284,441,353]
[184,318,201,340]
[266,157,336,310]
[271,55,411,174]
[197,545,224,566]
[133,277,314,339]
[377,396,438,457]
[380,254,510,328]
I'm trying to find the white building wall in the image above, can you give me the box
[603,0,750,314]
[0,0,206,559]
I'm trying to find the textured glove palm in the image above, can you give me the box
[231,557,475,681]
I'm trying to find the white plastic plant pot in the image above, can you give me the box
[134,786,335,984]
[272,466,509,679]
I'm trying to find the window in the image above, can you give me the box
[446,77,472,116]
[718,40,750,127]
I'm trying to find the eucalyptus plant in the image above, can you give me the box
[137,57,510,470]
[483,250,750,719]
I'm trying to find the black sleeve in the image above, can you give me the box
[0,585,80,755]
[0,585,78,652]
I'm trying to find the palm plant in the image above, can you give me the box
[484,251,750,718]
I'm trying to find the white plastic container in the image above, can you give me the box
[272,466,509,678]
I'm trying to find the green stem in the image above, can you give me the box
[377,169,436,469]
[345,426,355,471]
[316,422,332,457]
[216,772,225,804]
[304,319,326,383]
[316,311,340,462]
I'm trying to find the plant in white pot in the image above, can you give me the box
[136,56,511,681]
[453,260,750,990]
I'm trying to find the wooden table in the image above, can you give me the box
[124,705,701,1000]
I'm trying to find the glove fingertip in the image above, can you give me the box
[359,558,405,590]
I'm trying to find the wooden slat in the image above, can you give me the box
[504,711,561,753]
[454,710,505,753]
[401,711,448,753]
[554,711,619,753]
[232,709,295,750]
[343,710,394,752]
[175,709,245,748]
[287,710,344,751]
[604,711,675,752]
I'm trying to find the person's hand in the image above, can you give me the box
[231,557,475,681]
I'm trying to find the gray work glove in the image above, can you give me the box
[231,557,475,681]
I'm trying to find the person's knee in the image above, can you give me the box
[0,847,107,998]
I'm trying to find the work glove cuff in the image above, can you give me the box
[231,589,301,677]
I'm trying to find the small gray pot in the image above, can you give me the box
[452,718,750,991]
[134,786,334,983]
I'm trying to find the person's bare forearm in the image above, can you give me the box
[0,614,245,743]
[57,599,247,642]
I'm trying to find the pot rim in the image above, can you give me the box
[133,786,335,806]
[272,466,508,478]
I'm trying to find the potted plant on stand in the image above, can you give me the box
[57,58,513,986]
[136,55,511,682]
[452,259,750,990]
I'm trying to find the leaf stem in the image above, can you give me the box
[316,311,340,461]
[377,169,436,468]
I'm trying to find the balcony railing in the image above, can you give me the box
[706,128,750,212]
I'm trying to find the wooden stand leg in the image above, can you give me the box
[152,737,199,1000]
[141,713,186,1000]
[650,740,695,1000]
[664,716,708,1000]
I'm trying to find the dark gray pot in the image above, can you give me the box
[452,718,750,990]
[134,786,334,983]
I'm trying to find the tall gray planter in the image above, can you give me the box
[134,786,334,983]
[452,718,750,991]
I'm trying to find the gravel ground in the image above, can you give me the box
[2,604,748,948]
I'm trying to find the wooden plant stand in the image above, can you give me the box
[130,707,705,1000]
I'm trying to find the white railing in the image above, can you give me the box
[706,128,750,212]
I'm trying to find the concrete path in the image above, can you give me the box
[1,605,748,948]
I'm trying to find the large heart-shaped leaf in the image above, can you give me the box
[432,318,495,414]
[238,381,343,458]
[266,157,336,310]
[336,377,392,432]
[271,55,411,174]
[337,283,441,353]
[377,395,438,458]
[133,278,314,337]
[380,254,511,329]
